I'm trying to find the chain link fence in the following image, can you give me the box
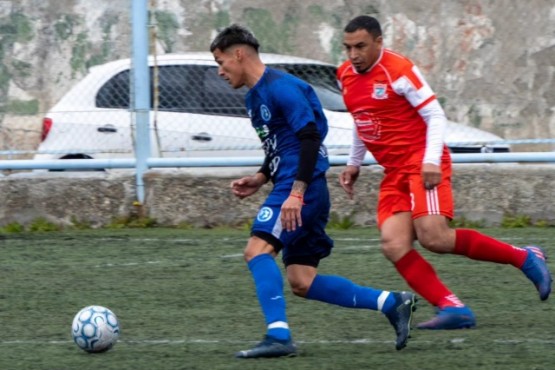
[1,2,554,166]
[31,53,365,162]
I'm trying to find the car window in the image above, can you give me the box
[96,65,247,116]
[96,70,131,108]
[97,65,205,112]
[157,65,204,112]
[203,67,248,117]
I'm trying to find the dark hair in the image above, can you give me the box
[209,24,260,52]
[344,15,382,38]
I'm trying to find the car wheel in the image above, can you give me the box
[49,154,105,172]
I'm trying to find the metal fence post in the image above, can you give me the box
[131,0,150,204]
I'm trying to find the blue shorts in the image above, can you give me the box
[251,176,334,267]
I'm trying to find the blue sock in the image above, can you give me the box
[248,254,290,340]
[306,274,396,312]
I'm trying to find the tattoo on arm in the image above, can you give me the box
[291,180,307,195]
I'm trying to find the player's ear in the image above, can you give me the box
[233,47,243,61]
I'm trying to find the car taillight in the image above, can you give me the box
[41,117,52,141]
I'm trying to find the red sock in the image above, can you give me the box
[395,249,464,308]
[454,229,528,267]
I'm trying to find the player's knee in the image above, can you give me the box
[288,278,310,297]
[380,243,396,261]
[418,233,449,253]
[243,248,268,263]
[243,237,276,262]
[380,237,411,262]
[243,249,256,262]
[414,218,456,253]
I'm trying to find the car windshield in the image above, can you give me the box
[269,64,347,112]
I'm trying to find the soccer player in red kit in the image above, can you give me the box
[338,15,552,329]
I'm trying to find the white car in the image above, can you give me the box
[34,52,509,167]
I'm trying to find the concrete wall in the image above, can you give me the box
[1,165,554,228]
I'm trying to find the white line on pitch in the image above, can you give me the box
[97,261,164,267]
[3,338,555,346]
[220,253,244,259]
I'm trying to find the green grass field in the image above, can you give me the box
[1,227,554,370]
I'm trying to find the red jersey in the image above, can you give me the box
[338,48,450,172]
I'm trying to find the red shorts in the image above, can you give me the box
[376,166,454,229]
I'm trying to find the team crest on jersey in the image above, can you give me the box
[257,207,273,222]
[260,105,272,121]
[372,83,388,99]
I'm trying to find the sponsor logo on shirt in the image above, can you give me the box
[371,83,388,100]
[257,207,273,222]
[353,111,381,141]
[255,125,270,139]
[262,133,277,154]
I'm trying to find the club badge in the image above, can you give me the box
[372,83,388,100]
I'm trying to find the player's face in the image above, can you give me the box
[213,47,246,89]
[343,29,383,73]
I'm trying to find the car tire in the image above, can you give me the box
[49,154,105,172]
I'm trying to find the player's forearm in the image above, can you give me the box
[347,128,367,167]
[295,122,321,185]
[257,156,271,183]
[253,171,268,186]
[419,99,446,165]
[290,180,307,196]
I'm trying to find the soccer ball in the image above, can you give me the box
[71,305,120,353]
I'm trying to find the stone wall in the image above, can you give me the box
[1,165,554,228]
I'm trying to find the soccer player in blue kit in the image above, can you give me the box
[210,24,417,358]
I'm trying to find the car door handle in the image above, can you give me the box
[191,132,212,142]
[97,125,117,133]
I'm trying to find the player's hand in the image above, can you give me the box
[281,193,304,232]
[230,174,265,199]
[339,165,360,199]
[422,163,442,190]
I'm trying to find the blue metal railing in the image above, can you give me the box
[2,152,555,171]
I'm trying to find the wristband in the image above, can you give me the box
[289,193,305,205]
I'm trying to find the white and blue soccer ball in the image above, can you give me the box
[71,305,120,353]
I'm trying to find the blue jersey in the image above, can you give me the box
[246,67,330,184]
